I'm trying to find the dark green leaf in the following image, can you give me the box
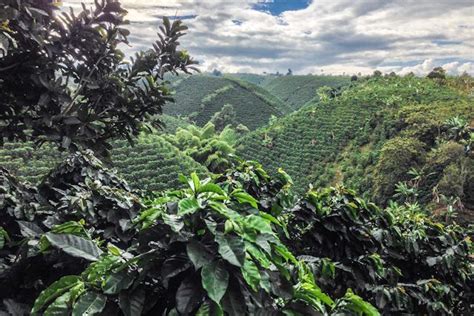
[216,233,246,267]
[45,233,103,261]
[201,261,229,304]
[72,292,106,316]
[187,240,214,269]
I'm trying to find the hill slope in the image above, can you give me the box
[238,75,473,212]
[0,136,207,191]
[164,75,290,130]
[262,75,351,110]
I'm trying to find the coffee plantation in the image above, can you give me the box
[0,0,472,315]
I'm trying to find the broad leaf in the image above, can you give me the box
[242,215,273,234]
[216,233,246,267]
[103,271,135,295]
[241,259,261,291]
[72,292,107,316]
[32,276,82,314]
[232,191,258,209]
[201,261,229,304]
[198,183,226,196]
[45,233,103,261]
[178,197,200,216]
[176,275,204,314]
[187,240,214,269]
[119,288,146,316]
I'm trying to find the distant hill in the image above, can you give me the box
[238,75,473,214]
[262,75,351,110]
[164,75,290,130]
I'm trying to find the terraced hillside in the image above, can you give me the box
[164,75,290,129]
[111,136,208,191]
[238,75,473,210]
[0,136,207,191]
[262,75,351,110]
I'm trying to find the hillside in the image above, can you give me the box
[164,75,290,129]
[262,75,351,110]
[238,75,473,213]
[0,136,207,191]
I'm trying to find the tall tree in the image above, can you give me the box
[0,0,196,157]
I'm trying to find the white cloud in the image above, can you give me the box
[64,0,474,75]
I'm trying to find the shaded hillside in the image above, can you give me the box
[164,75,289,130]
[0,136,207,192]
[263,75,351,110]
[238,75,473,212]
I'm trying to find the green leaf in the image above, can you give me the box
[32,276,82,314]
[51,220,88,237]
[103,271,134,295]
[242,215,273,234]
[232,191,258,209]
[216,233,246,267]
[72,292,106,316]
[341,289,380,316]
[190,172,201,192]
[45,233,103,261]
[178,197,200,216]
[241,259,261,292]
[162,213,184,232]
[201,261,229,304]
[119,288,146,316]
[187,240,214,269]
[43,291,71,316]
[198,183,226,196]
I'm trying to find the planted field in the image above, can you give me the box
[238,76,473,204]
[164,75,288,129]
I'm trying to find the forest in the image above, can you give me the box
[0,1,473,315]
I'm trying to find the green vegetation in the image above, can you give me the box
[262,75,351,110]
[238,75,473,215]
[1,1,473,315]
[164,75,288,129]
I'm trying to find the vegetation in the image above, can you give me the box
[0,0,196,157]
[262,75,350,110]
[238,75,473,218]
[1,1,473,315]
[164,75,288,129]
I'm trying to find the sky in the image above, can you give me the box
[65,0,474,75]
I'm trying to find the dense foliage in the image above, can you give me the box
[0,0,196,156]
[238,75,473,219]
[287,186,473,314]
[1,1,473,314]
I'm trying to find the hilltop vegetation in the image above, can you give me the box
[238,75,474,217]
[262,74,351,110]
[165,75,289,130]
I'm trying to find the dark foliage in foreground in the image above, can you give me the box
[1,153,472,315]
[0,0,196,157]
[287,187,473,314]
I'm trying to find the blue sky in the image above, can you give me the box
[66,0,474,75]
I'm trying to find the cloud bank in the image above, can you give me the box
[65,0,474,75]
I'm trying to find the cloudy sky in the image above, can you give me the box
[66,0,474,75]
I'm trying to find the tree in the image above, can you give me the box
[427,67,446,80]
[0,0,197,157]
[209,103,237,131]
[286,68,293,76]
